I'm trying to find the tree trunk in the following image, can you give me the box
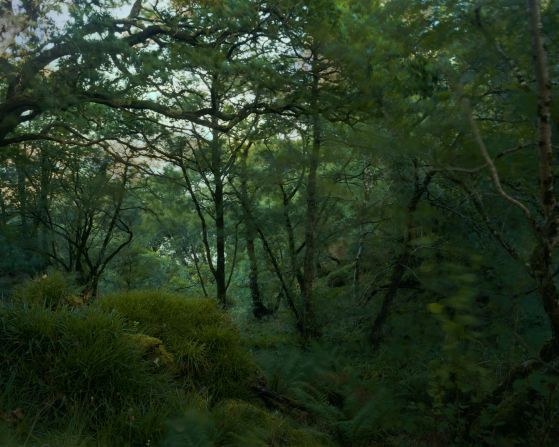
[300,55,321,339]
[240,145,268,318]
[214,175,227,307]
[353,230,364,300]
[189,244,209,298]
[0,190,6,226]
[528,0,559,349]
[16,159,28,241]
[37,148,51,261]
[256,227,302,332]
[211,113,227,307]
[280,184,305,292]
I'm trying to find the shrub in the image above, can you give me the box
[12,270,82,309]
[0,303,175,446]
[96,290,257,399]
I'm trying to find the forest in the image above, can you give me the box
[0,0,558,445]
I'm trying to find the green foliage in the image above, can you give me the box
[423,255,491,405]
[96,290,257,399]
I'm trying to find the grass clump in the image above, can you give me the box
[96,290,257,399]
[12,270,82,309]
[0,303,175,446]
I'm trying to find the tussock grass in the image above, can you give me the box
[96,290,257,399]
[0,303,175,446]
[12,271,82,309]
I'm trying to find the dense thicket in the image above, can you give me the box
[1,0,558,445]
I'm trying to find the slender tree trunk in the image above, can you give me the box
[189,244,209,298]
[211,117,227,307]
[214,174,227,307]
[354,162,372,300]
[246,232,265,315]
[280,184,305,291]
[353,229,364,300]
[300,55,321,339]
[528,0,559,350]
[16,159,28,241]
[89,274,100,301]
[0,190,6,226]
[37,148,50,261]
[240,145,268,318]
[257,227,302,331]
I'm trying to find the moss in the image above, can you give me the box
[96,290,257,399]
[126,333,176,371]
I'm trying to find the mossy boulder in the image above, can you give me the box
[96,290,257,399]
